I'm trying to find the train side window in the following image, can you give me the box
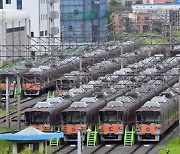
[99,111,104,123]
[91,113,96,123]
[62,112,66,124]
[117,111,122,123]
[154,111,160,124]
[136,111,141,123]
[80,112,86,124]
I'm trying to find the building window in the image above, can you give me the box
[17,0,22,10]
[0,0,3,9]
[6,26,25,33]
[6,0,11,4]
[31,32,34,37]
[45,30,47,36]
[68,26,73,31]
[74,10,79,14]
[144,17,149,20]
[40,31,44,36]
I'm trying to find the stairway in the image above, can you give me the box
[50,138,60,146]
[47,91,55,99]
[14,85,21,98]
[124,125,135,146]
[87,126,98,146]
[50,125,61,146]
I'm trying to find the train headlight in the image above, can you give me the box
[98,126,103,131]
[136,126,140,130]
[61,126,67,132]
[119,126,124,130]
[155,126,160,130]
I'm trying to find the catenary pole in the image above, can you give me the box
[6,77,10,128]
[17,73,21,130]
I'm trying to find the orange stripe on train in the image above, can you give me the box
[0,83,6,90]
[141,125,155,134]
[104,125,119,133]
[23,83,40,90]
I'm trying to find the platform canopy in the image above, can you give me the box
[0,126,64,141]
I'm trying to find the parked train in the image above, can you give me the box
[22,41,138,96]
[0,65,30,96]
[60,56,179,142]
[24,87,99,131]
[97,58,180,142]
[56,46,167,93]
[136,84,179,141]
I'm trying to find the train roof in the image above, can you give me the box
[68,88,85,97]
[63,97,105,112]
[99,96,136,111]
[137,88,178,112]
[33,97,64,109]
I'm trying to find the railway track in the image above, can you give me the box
[129,124,178,154]
[0,95,47,124]
[52,144,77,154]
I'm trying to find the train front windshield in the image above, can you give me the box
[57,79,75,90]
[25,111,50,125]
[62,111,86,124]
[136,111,161,124]
[23,75,40,83]
[0,74,15,83]
[99,111,122,124]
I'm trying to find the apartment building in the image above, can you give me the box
[0,0,60,38]
[61,0,110,43]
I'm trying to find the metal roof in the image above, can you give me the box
[107,101,124,107]
[0,126,64,141]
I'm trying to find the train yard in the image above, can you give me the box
[0,42,180,153]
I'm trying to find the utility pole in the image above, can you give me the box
[77,128,82,154]
[179,76,180,136]
[17,73,21,130]
[79,55,82,86]
[6,77,10,128]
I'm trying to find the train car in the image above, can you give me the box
[22,43,165,96]
[56,71,90,91]
[136,85,179,141]
[24,88,96,131]
[21,41,139,96]
[60,86,131,142]
[0,65,29,96]
[97,73,179,142]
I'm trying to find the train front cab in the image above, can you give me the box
[24,110,51,131]
[98,110,124,141]
[136,110,161,141]
[61,111,87,142]
[0,74,16,96]
[22,74,42,96]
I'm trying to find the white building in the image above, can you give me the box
[0,10,30,65]
[1,0,60,38]
[1,0,60,53]
[132,3,180,24]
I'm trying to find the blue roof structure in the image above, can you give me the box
[0,126,64,141]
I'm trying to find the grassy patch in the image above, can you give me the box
[122,32,168,46]
[172,30,180,41]
[0,109,16,118]
[0,127,17,133]
[159,137,180,154]
[0,127,17,154]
